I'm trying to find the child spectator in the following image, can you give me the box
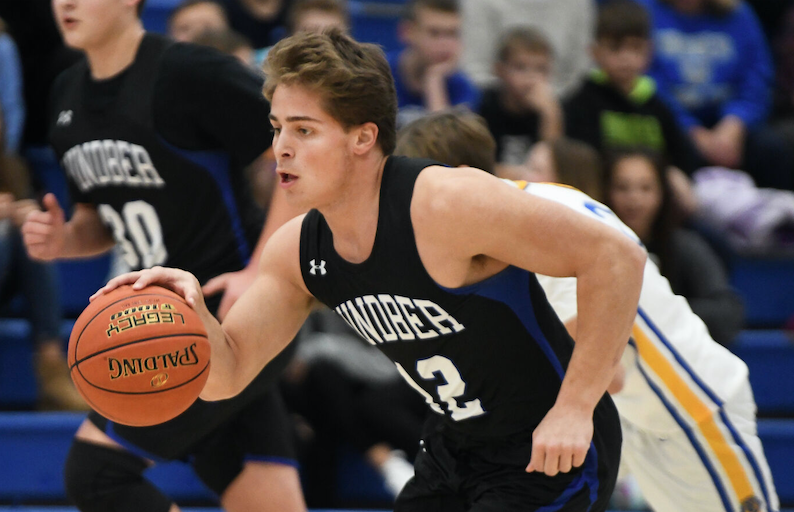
[388,0,479,126]
[478,27,563,172]
[288,0,349,35]
[167,0,229,43]
[565,0,700,176]
[639,0,794,190]
[0,18,24,154]
[525,138,604,202]
[461,0,595,97]
[193,28,254,66]
[216,0,288,49]
[605,148,744,345]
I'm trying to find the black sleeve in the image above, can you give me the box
[153,43,271,167]
[671,230,745,346]
[563,90,602,152]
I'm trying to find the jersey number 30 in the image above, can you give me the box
[396,355,485,421]
[99,201,167,269]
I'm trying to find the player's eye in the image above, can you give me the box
[298,127,311,136]
[271,127,281,135]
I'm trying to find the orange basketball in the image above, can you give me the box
[68,285,210,427]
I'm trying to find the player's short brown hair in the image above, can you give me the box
[497,26,553,63]
[394,109,496,174]
[596,0,651,42]
[404,0,459,21]
[549,139,604,202]
[264,29,398,155]
[287,0,349,34]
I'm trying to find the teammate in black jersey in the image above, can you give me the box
[97,30,646,511]
[20,1,305,511]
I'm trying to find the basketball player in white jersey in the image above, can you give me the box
[393,109,779,512]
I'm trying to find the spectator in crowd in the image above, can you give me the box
[0,107,83,410]
[216,0,288,49]
[0,19,24,155]
[388,0,479,127]
[288,0,349,35]
[167,0,229,43]
[639,0,794,191]
[194,28,254,65]
[477,27,563,174]
[565,1,700,176]
[605,148,744,345]
[525,138,605,202]
[460,0,595,97]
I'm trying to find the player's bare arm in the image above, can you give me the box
[412,165,646,476]
[21,194,115,261]
[94,215,315,401]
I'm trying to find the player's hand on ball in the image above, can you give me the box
[21,193,66,261]
[526,404,594,476]
[92,266,205,311]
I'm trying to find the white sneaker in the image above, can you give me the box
[378,450,415,497]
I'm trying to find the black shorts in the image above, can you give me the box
[395,396,622,512]
[88,341,297,495]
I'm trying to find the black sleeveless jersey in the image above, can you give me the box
[300,156,615,437]
[48,34,268,285]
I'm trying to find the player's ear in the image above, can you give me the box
[351,122,379,155]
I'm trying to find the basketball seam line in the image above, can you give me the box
[69,332,209,370]
[74,360,211,396]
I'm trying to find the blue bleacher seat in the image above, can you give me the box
[731,330,794,415]
[730,256,794,328]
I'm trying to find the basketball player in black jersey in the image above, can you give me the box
[19,1,305,511]
[97,30,646,511]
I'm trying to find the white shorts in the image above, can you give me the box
[620,379,779,512]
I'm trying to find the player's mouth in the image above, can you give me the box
[62,16,80,30]
[279,172,298,187]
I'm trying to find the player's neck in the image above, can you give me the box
[86,24,146,80]
[321,155,389,264]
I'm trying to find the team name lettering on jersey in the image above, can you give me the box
[334,294,465,345]
[62,140,165,192]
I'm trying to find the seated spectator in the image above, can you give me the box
[461,0,595,97]
[167,0,229,43]
[194,28,255,66]
[0,18,24,154]
[216,0,288,49]
[525,138,605,202]
[0,109,85,410]
[477,27,563,173]
[565,0,700,176]
[605,148,744,345]
[288,0,349,35]
[639,0,794,191]
[389,0,479,127]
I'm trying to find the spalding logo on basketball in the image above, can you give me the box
[68,285,210,427]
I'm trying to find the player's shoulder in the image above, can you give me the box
[51,57,89,100]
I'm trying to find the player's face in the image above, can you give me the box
[169,2,228,42]
[269,84,358,210]
[53,0,138,50]
[608,156,662,240]
[497,49,552,102]
[592,37,650,91]
[407,7,461,66]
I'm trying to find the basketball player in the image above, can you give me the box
[393,109,780,512]
[96,30,647,511]
[20,1,305,511]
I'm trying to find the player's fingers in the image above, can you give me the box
[216,293,233,321]
[571,444,588,469]
[20,220,53,237]
[526,442,546,473]
[202,273,229,297]
[22,211,53,228]
[558,446,574,474]
[543,445,561,477]
[42,193,65,224]
[91,271,144,301]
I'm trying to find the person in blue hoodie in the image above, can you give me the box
[638,0,794,190]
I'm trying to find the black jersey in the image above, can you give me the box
[49,34,268,284]
[300,156,616,438]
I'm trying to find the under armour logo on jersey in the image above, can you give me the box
[57,110,73,126]
[309,259,327,276]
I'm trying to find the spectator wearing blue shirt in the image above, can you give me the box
[0,22,24,154]
[388,0,479,127]
[639,0,794,190]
